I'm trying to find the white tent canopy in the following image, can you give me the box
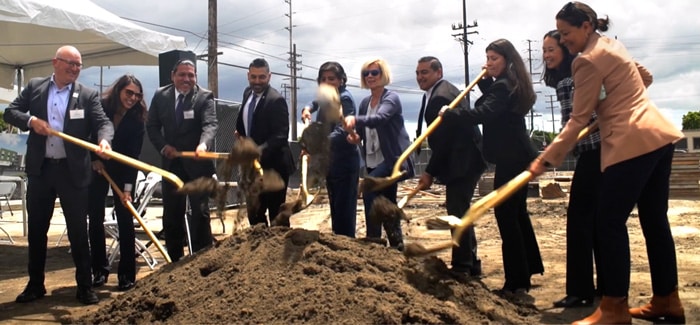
[0,0,187,89]
[0,86,20,104]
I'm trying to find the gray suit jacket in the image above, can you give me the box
[4,76,113,188]
[146,84,217,177]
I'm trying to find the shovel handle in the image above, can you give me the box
[452,121,600,242]
[390,69,488,177]
[49,130,184,188]
[177,151,230,160]
[397,187,421,209]
[100,170,172,263]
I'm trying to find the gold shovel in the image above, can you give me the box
[361,69,488,193]
[299,119,315,207]
[404,121,599,257]
[49,130,184,188]
[100,170,172,263]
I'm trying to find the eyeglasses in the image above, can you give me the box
[124,89,143,100]
[55,57,83,68]
[362,69,381,77]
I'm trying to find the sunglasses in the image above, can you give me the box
[124,89,143,100]
[55,57,83,68]
[362,69,381,77]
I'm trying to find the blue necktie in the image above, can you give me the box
[175,93,185,125]
[247,94,257,135]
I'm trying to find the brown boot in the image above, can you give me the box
[629,288,685,324]
[572,296,631,325]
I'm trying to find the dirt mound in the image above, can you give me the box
[71,226,538,324]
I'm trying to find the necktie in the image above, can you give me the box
[175,94,185,125]
[247,94,257,135]
[416,94,427,156]
[416,94,427,139]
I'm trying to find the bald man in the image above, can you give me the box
[4,45,113,305]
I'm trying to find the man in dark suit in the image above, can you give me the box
[4,45,114,305]
[146,60,218,262]
[235,58,295,226]
[415,56,486,276]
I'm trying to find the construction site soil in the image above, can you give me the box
[1,177,699,324]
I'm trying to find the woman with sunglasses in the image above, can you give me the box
[530,2,685,324]
[442,39,543,295]
[343,58,414,250]
[88,74,148,291]
[542,29,603,309]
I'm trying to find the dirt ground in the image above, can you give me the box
[1,175,699,324]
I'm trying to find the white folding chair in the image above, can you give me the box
[0,182,17,216]
[103,171,162,269]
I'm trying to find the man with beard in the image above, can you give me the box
[236,58,295,227]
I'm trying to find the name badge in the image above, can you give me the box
[70,109,85,119]
[183,110,195,119]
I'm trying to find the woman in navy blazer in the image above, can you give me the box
[344,58,414,250]
[88,74,147,291]
[445,39,543,293]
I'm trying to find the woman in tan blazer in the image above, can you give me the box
[529,2,685,325]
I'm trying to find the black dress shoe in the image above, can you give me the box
[76,288,99,305]
[553,295,594,308]
[16,286,46,303]
[117,275,135,291]
[92,272,109,288]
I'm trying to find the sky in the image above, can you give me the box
[8,0,700,139]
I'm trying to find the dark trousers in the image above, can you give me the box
[26,160,92,289]
[363,161,403,247]
[87,170,136,282]
[493,160,544,290]
[248,170,290,226]
[327,166,359,238]
[161,159,213,262]
[446,172,482,271]
[565,148,603,297]
[597,144,677,297]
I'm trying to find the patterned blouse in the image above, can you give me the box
[557,77,601,156]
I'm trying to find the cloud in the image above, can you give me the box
[84,0,699,133]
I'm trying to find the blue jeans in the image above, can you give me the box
[363,161,403,247]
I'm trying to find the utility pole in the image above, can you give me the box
[546,94,559,134]
[451,0,478,108]
[284,0,301,139]
[280,83,291,100]
[208,0,218,97]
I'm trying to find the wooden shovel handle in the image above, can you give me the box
[452,121,600,242]
[390,69,488,177]
[100,170,172,263]
[49,130,184,188]
[177,151,230,160]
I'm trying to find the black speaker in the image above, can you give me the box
[158,50,197,87]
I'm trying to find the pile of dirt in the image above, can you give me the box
[71,226,538,324]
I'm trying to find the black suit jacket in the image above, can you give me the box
[423,80,486,184]
[4,77,114,188]
[448,77,538,165]
[146,84,217,177]
[236,86,295,176]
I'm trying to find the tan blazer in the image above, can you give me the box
[541,33,683,171]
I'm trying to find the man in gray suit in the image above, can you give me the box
[4,45,114,305]
[147,60,218,262]
[415,56,486,276]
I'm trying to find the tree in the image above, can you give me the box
[681,111,700,130]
